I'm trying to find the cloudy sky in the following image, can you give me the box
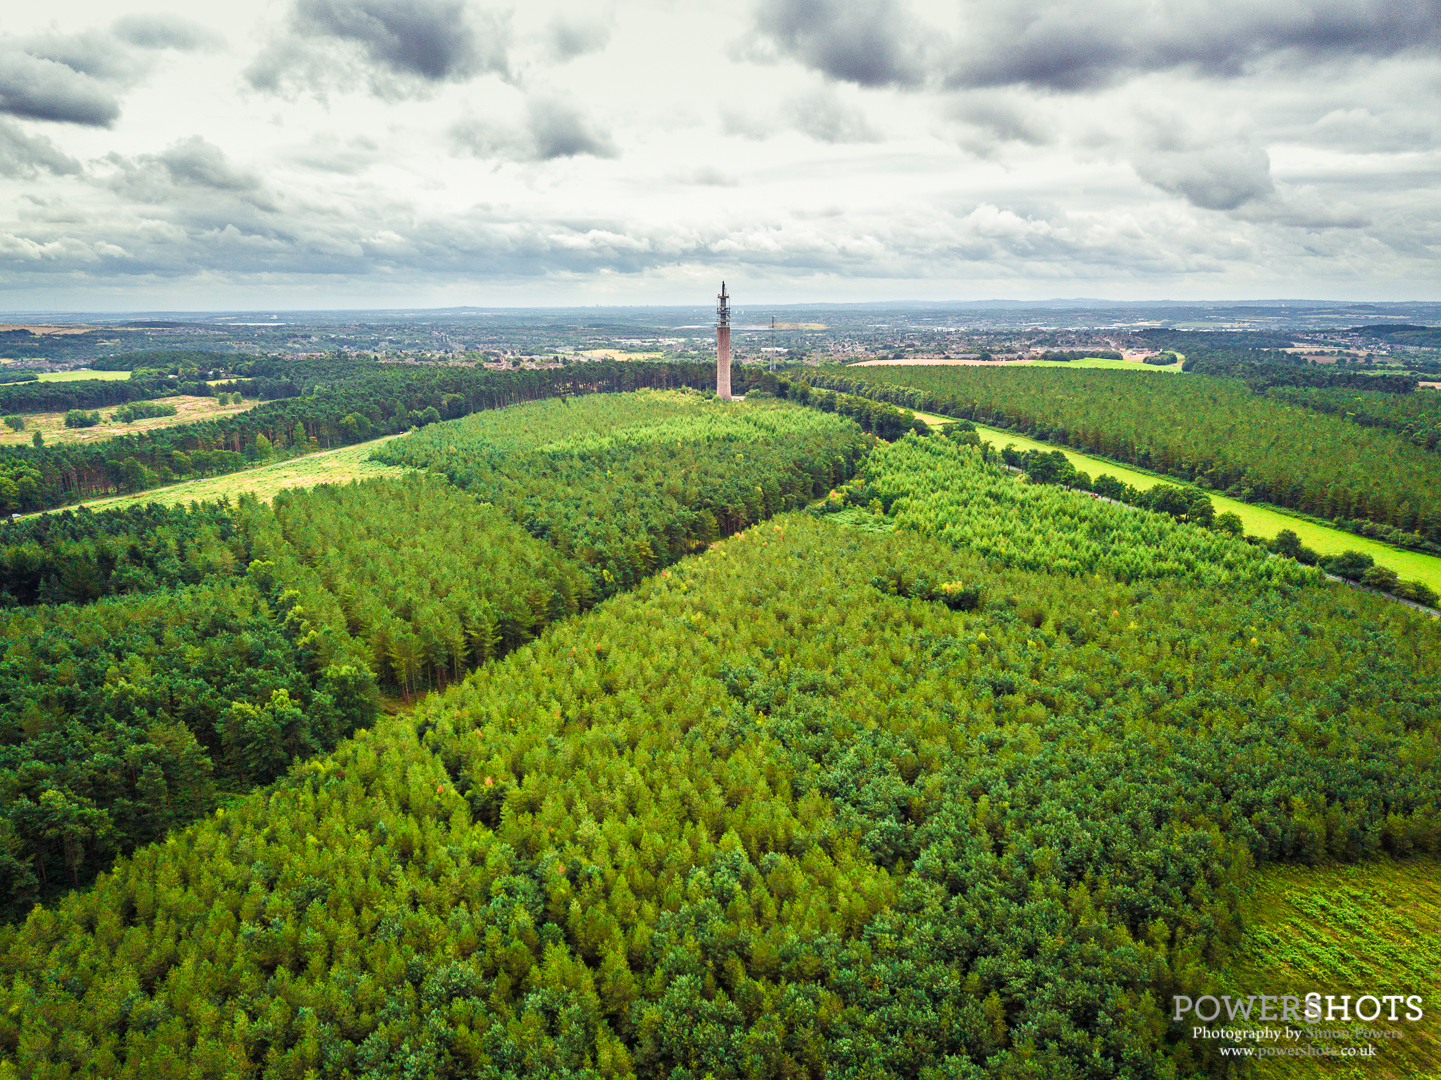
[1,0,1438,310]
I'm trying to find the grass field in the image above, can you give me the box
[54,437,411,514]
[575,349,666,360]
[1031,356,1184,372]
[0,396,255,447]
[33,369,132,382]
[1218,858,1441,1079]
[906,414,1441,594]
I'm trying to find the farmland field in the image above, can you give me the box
[1029,355,1184,371]
[0,394,256,447]
[33,369,132,382]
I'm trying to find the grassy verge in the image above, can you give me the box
[1216,858,1441,1079]
[51,437,411,513]
[0,395,255,447]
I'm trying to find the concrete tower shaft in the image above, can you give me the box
[716,281,731,400]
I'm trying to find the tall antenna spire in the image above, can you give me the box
[716,281,732,400]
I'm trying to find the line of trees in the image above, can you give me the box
[1176,345,1418,392]
[0,501,247,605]
[0,580,377,918]
[835,432,1320,589]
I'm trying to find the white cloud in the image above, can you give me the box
[0,0,1434,307]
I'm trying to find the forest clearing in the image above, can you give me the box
[53,436,408,512]
[1,395,256,449]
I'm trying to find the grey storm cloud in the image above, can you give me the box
[946,0,1441,91]
[18,30,149,83]
[295,0,484,80]
[752,0,930,87]
[158,137,265,193]
[105,137,278,220]
[546,13,613,62]
[1135,144,1275,211]
[0,18,219,128]
[753,0,1441,92]
[0,50,120,126]
[247,0,509,97]
[0,118,81,177]
[451,96,616,161]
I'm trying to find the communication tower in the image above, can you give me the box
[716,281,731,400]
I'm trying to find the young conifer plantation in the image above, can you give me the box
[0,392,862,919]
[0,390,1437,1079]
[801,367,1441,544]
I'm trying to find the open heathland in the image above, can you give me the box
[1029,356,1184,372]
[1,513,1437,1077]
[33,370,133,383]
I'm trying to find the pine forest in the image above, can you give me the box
[0,368,1437,1080]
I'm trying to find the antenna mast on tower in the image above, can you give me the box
[716,281,732,400]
